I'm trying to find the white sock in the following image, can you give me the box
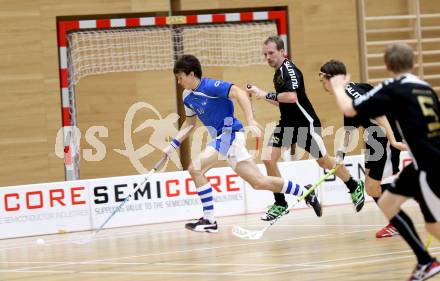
[281,180,304,196]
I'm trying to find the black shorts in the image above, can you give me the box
[268,125,327,158]
[388,163,440,223]
[364,129,400,181]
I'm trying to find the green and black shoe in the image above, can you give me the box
[351,180,365,212]
[260,204,289,221]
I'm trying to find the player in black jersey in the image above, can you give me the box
[319,59,407,238]
[329,43,440,281]
[246,36,365,220]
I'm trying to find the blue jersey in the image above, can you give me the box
[183,77,243,137]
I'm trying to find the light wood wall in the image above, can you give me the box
[0,0,170,186]
[4,0,433,185]
[77,0,364,180]
[363,0,440,89]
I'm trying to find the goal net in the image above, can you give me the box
[61,13,284,180]
[68,22,277,85]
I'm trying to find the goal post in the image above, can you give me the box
[57,9,288,180]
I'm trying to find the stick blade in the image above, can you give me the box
[232,225,263,240]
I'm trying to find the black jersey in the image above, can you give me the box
[353,73,440,171]
[344,82,375,129]
[273,59,321,127]
[344,82,401,140]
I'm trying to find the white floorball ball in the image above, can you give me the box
[36,238,45,245]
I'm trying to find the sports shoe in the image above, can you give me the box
[375,223,399,238]
[185,218,218,233]
[351,180,365,212]
[407,258,440,281]
[304,184,322,217]
[260,204,289,221]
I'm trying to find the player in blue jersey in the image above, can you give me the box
[163,54,322,233]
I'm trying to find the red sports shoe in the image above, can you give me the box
[376,223,399,238]
[407,259,440,281]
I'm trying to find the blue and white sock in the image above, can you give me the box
[281,180,305,197]
[197,183,215,223]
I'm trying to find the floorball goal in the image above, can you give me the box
[57,9,288,180]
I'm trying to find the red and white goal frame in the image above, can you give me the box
[57,8,289,180]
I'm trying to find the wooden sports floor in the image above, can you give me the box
[0,202,438,281]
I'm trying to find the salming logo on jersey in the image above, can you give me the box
[343,82,378,130]
[354,83,384,107]
[273,59,321,127]
[345,84,361,99]
[284,61,299,89]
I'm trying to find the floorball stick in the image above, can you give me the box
[72,156,167,244]
[73,125,194,244]
[232,166,339,240]
[426,234,433,250]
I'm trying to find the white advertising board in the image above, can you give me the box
[0,152,413,239]
[89,167,246,229]
[0,180,92,238]
[0,167,246,239]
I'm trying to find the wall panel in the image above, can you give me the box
[4,0,435,185]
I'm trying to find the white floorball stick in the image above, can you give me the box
[72,156,167,245]
[232,166,339,240]
[73,125,194,244]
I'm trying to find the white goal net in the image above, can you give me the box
[65,21,277,180]
[67,22,277,85]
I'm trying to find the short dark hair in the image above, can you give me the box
[319,59,347,78]
[264,36,285,50]
[384,43,414,73]
[173,54,202,79]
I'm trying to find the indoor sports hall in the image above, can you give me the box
[0,1,439,280]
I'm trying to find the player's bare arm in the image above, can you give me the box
[163,116,196,156]
[374,115,407,151]
[229,85,262,137]
[276,91,297,103]
[245,84,297,104]
[177,116,196,141]
[245,84,278,106]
